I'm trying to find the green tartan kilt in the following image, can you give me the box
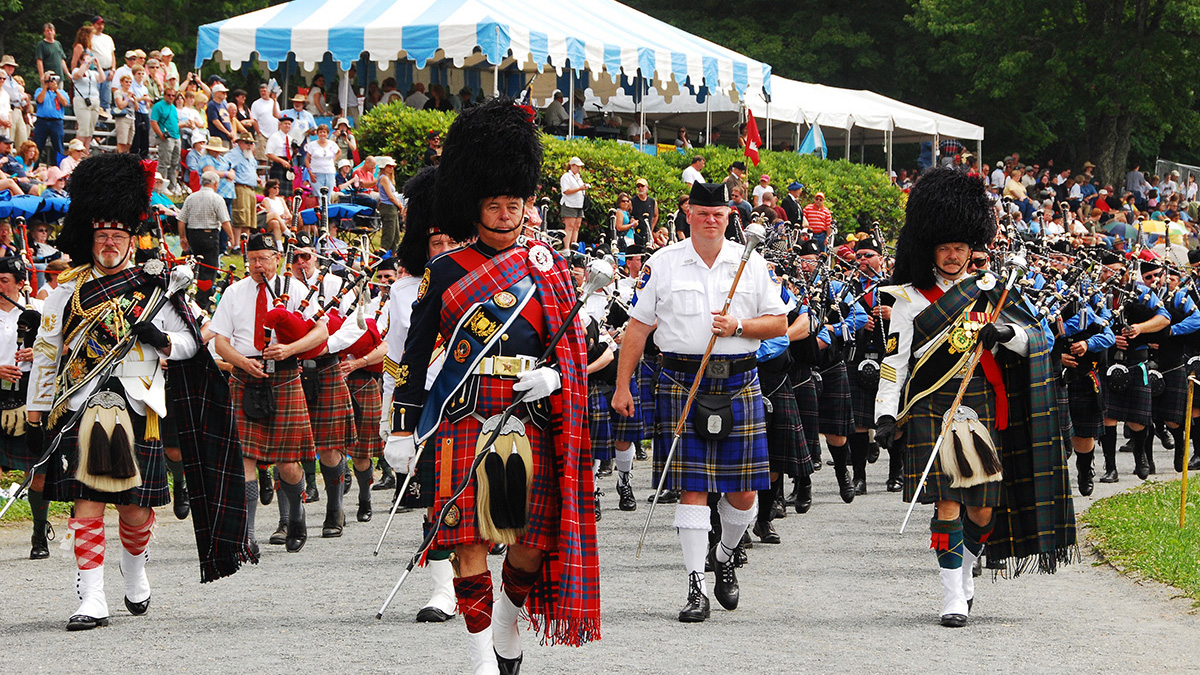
[902,374,1002,507]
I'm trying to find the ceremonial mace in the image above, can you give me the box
[636,223,767,557]
[374,258,616,619]
[1182,376,1197,527]
[899,253,1027,534]
[0,264,195,518]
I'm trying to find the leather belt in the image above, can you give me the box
[661,354,756,379]
[263,357,298,371]
[474,355,537,378]
[301,354,339,370]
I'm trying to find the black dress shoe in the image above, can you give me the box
[286,513,307,552]
[733,541,748,567]
[867,443,880,464]
[940,613,968,628]
[886,476,904,492]
[709,547,740,610]
[594,489,602,522]
[752,520,781,544]
[853,478,867,496]
[416,606,454,622]
[647,487,679,504]
[811,460,822,471]
[795,480,812,514]
[322,510,345,538]
[783,482,798,507]
[1158,425,1175,449]
[66,614,110,631]
[597,459,614,477]
[616,480,637,511]
[304,484,320,503]
[635,446,648,461]
[678,571,710,623]
[258,466,273,505]
[496,651,523,675]
[357,500,372,522]
[771,497,786,520]
[372,473,397,491]
[30,522,50,560]
[124,594,151,616]
[173,480,190,520]
[1099,469,1119,483]
[1190,454,1200,471]
[269,522,288,545]
[835,468,856,504]
[247,538,260,559]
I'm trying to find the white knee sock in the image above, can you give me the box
[674,503,711,595]
[615,446,635,474]
[714,495,758,564]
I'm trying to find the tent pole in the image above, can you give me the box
[568,66,575,140]
[845,124,852,161]
[705,90,711,148]
[977,140,983,170]
[886,129,893,180]
[639,72,646,151]
[492,25,500,98]
[933,133,939,170]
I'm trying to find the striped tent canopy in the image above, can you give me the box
[195,0,772,98]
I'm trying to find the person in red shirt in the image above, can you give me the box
[803,192,834,250]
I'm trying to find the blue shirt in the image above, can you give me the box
[1167,289,1200,337]
[34,87,68,119]
[131,81,150,114]
[186,146,207,175]
[150,99,179,139]
[199,152,234,199]
[227,148,258,187]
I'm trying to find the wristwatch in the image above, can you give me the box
[733,319,744,338]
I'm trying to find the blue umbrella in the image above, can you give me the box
[35,196,70,218]
[300,203,372,225]
[0,194,46,219]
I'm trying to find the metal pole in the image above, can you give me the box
[705,87,711,148]
[886,128,893,179]
[844,124,852,161]
[568,65,575,140]
[639,72,646,151]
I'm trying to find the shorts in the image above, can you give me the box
[114,115,135,145]
[561,205,584,219]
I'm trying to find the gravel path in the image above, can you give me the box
[2,445,1197,673]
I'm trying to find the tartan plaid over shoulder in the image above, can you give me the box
[911,276,1077,575]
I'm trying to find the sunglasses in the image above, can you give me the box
[968,257,990,267]
[855,252,878,259]
[294,252,313,261]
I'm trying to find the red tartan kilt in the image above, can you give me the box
[346,371,384,459]
[431,375,562,550]
[230,367,315,463]
[306,361,357,453]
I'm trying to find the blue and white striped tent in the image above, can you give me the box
[195,0,771,98]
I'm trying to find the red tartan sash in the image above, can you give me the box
[917,285,1009,429]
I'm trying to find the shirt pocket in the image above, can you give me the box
[718,275,758,318]
[670,279,707,316]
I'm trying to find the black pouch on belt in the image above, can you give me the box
[243,379,276,420]
[301,368,320,410]
[693,393,734,441]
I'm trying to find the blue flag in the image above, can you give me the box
[799,123,826,159]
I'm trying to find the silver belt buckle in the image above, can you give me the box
[706,361,730,379]
[302,359,317,369]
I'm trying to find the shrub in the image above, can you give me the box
[355,102,456,185]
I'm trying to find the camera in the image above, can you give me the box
[47,75,60,83]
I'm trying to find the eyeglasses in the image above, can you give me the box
[93,232,130,244]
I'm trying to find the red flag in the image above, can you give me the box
[744,110,763,166]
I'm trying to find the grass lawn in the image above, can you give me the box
[0,470,74,525]
[1082,479,1200,605]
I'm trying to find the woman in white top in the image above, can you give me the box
[306,74,327,116]
[260,178,292,240]
[112,73,135,153]
[1187,175,1198,202]
[69,26,105,152]
[304,124,340,193]
[559,156,589,251]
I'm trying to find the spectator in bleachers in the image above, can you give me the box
[675,127,692,149]
[147,53,165,89]
[69,33,104,153]
[229,132,260,240]
[251,82,281,161]
[424,83,453,112]
[112,73,136,153]
[304,123,340,193]
[88,16,115,111]
[177,89,204,147]
[306,74,328,116]
[260,178,291,239]
[335,158,354,192]
[230,88,253,139]
[543,90,569,131]
[16,140,39,175]
[144,59,163,100]
[265,116,294,196]
[198,137,235,222]
[1,56,28,148]
[333,117,358,164]
[59,138,85,174]
[375,155,401,251]
[379,78,402,106]
[36,23,70,83]
[365,81,382,111]
[151,87,182,194]
[455,86,475,111]
[404,82,428,109]
[42,166,68,199]
[283,93,316,148]
[0,69,10,138]
[112,50,137,93]
[130,65,153,157]
[160,47,178,84]
[206,82,234,143]
[184,131,208,192]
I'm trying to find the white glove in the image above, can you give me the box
[512,366,561,402]
[383,434,417,474]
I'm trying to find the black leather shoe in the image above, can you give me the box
[247,538,260,558]
[835,467,856,504]
[635,445,648,461]
[678,571,710,623]
[647,487,679,504]
[867,443,880,464]
[795,480,812,514]
[357,500,372,522]
[853,477,867,496]
[304,483,320,503]
[733,541,748,567]
[1079,469,1094,496]
[124,594,151,616]
[811,459,822,471]
[372,473,396,491]
[940,613,968,628]
[286,513,307,552]
[416,606,453,622]
[1099,468,1119,483]
[322,510,345,538]
[258,466,273,505]
[616,480,636,511]
[66,614,110,631]
[1190,454,1200,471]
[173,479,190,520]
[594,489,602,522]
[709,546,740,610]
[1158,425,1175,449]
[783,481,797,507]
[30,522,50,560]
[597,459,614,477]
[752,520,781,544]
[1134,452,1150,480]
[269,522,288,545]
[886,476,904,492]
[496,651,523,675]
[771,497,786,520]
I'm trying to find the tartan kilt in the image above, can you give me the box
[1054,379,1074,439]
[817,361,854,437]
[588,386,614,462]
[763,377,811,477]
[0,429,36,471]
[160,405,180,448]
[42,409,169,507]
[847,367,878,429]
[1153,366,1189,425]
[230,366,316,463]
[305,361,357,453]
[612,371,643,443]
[791,367,821,455]
[653,358,770,493]
[429,375,561,550]
[1102,369,1152,426]
[346,371,384,460]
[1066,373,1105,439]
[901,374,1002,507]
[638,359,658,432]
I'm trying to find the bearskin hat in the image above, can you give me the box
[57,153,152,265]
[396,166,439,275]
[434,97,541,242]
[891,168,995,290]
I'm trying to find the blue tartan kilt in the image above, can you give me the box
[653,357,770,494]
[901,374,1002,507]
[791,367,821,456]
[818,361,854,437]
[612,370,643,443]
[43,409,169,507]
[1103,367,1152,426]
[847,366,877,429]
[1153,366,1189,425]
[588,386,614,462]
[639,359,657,430]
[1067,373,1104,439]
[763,376,812,477]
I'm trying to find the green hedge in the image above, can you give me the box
[358,104,906,241]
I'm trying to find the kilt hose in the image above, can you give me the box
[304,360,357,454]
[1066,372,1105,439]
[652,356,770,494]
[346,371,384,460]
[428,375,561,550]
[818,361,855,438]
[229,366,316,463]
[1103,364,1152,426]
[848,366,879,430]
[790,366,822,458]
[43,409,169,507]
[613,370,643,443]
[1153,365,1189,426]
[588,386,614,463]
[901,374,1002,507]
